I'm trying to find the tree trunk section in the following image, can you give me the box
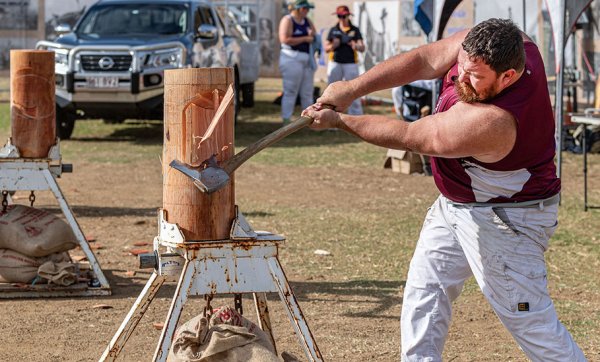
[163,68,235,241]
[10,50,56,158]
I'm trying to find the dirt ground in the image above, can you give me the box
[0,87,599,360]
[0,157,596,362]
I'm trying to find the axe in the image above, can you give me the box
[170,114,316,194]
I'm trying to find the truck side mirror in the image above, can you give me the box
[54,23,72,35]
[196,24,218,40]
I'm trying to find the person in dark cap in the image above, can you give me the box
[278,0,317,124]
[324,5,365,115]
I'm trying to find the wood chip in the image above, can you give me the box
[133,241,150,247]
[314,249,332,256]
[89,244,104,250]
[92,304,113,309]
[134,220,146,225]
[129,249,150,256]
[116,282,130,287]
[125,270,136,277]
[85,235,96,242]
[71,255,88,262]
[152,322,164,330]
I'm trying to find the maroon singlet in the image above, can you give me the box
[431,41,560,203]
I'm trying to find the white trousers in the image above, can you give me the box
[401,195,587,362]
[327,61,363,115]
[279,49,315,120]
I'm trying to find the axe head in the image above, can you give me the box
[169,156,230,194]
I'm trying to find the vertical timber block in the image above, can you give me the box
[163,68,235,241]
[10,50,56,158]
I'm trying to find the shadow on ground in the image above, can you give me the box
[44,205,157,218]
[102,274,403,321]
[67,101,363,148]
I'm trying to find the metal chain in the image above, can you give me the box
[29,191,35,207]
[234,294,243,315]
[203,294,214,317]
[1,191,8,213]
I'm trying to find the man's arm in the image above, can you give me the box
[304,102,517,163]
[318,29,469,111]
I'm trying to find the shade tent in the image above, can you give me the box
[545,0,593,179]
[414,0,463,40]
[415,0,593,180]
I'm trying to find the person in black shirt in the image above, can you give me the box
[324,5,365,115]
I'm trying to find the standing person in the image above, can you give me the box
[278,0,317,125]
[304,18,587,361]
[324,5,365,115]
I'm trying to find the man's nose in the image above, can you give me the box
[457,72,468,83]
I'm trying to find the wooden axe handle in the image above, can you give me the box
[222,115,313,174]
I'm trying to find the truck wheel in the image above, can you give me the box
[241,83,254,108]
[56,107,76,140]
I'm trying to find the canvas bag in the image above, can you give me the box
[0,204,78,257]
[0,248,70,283]
[168,306,279,362]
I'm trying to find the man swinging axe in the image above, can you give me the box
[303,18,587,361]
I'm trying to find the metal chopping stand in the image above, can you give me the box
[0,139,111,297]
[101,67,322,361]
[99,206,323,361]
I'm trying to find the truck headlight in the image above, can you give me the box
[50,49,69,66]
[147,48,183,68]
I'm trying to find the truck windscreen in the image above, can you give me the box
[76,4,188,36]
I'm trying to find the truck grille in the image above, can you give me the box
[80,54,132,72]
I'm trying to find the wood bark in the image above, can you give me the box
[10,50,56,158]
[163,68,235,241]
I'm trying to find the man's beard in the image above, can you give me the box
[454,80,481,103]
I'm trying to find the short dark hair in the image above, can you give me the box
[462,18,525,75]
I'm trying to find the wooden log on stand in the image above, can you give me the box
[163,68,235,241]
[10,50,56,158]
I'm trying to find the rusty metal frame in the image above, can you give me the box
[100,208,323,362]
[0,140,111,298]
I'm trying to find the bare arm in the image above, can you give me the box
[304,101,517,163]
[318,29,469,111]
[279,16,313,46]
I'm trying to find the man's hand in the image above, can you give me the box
[317,81,356,113]
[302,104,342,130]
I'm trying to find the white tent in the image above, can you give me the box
[545,0,593,178]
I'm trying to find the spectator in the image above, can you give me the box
[278,0,317,125]
[324,5,365,115]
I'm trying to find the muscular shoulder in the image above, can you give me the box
[407,100,516,161]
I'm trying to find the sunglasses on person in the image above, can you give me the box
[337,14,348,19]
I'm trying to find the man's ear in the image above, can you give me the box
[500,69,517,87]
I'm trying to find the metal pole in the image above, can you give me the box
[522,0,526,31]
[555,0,566,180]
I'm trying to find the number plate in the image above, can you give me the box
[86,76,119,88]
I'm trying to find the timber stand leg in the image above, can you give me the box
[152,261,195,362]
[99,272,166,361]
[267,258,323,362]
[43,169,110,289]
[254,292,277,355]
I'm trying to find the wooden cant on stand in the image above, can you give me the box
[10,50,56,158]
[162,68,235,241]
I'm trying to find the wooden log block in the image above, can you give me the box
[10,50,56,158]
[163,68,235,241]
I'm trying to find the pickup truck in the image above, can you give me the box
[37,0,259,139]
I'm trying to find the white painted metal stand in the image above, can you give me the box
[0,138,111,297]
[100,208,323,362]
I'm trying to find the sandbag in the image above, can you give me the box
[168,306,279,362]
[0,204,78,257]
[38,261,77,286]
[0,248,70,283]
